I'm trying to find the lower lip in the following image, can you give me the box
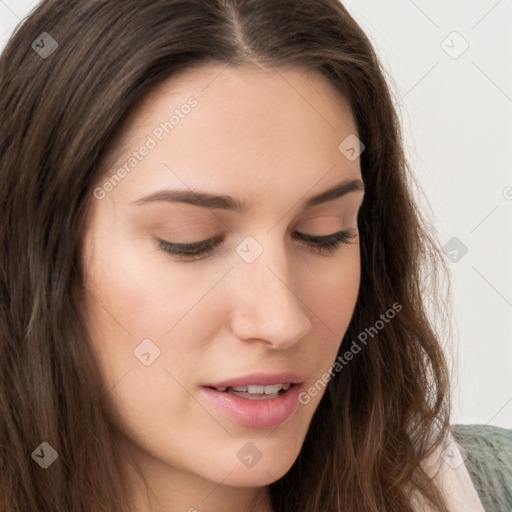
[200,384,302,429]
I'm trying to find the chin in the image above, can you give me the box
[220,460,295,488]
[210,442,300,488]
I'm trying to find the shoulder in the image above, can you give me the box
[414,429,486,512]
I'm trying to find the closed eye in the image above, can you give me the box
[155,229,358,261]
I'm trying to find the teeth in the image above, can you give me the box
[215,383,291,394]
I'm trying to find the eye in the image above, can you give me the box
[155,229,358,262]
[292,229,358,255]
[155,237,222,262]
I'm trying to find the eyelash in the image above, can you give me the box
[155,229,358,261]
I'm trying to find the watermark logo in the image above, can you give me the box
[338,134,365,161]
[32,441,58,469]
[441,437,468,469]
[237,442,262,468]
[235,236,264,263]
[441,31,469,60]
[134,338,161,366]
[442,236,468,263]
[31,32,58,59]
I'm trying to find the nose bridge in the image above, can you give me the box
[230,231,312,347]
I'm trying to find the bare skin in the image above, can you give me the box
[81,64,364,512]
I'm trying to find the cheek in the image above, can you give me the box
[83,224,206,340]
[304,248,361,364]
[81,222,231,394]
[81,231,216,437]
[333,249,361,322]
[284,248,360,410]
[308,247,360,331]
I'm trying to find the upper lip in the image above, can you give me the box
[205,372,305,388]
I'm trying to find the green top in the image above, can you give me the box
[451,424,512,512]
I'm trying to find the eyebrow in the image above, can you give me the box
[133,178,365,213]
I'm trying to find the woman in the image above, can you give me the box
[0,1,485,511]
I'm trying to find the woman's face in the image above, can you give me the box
[81,64,364,509]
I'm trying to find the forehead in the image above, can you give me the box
[130,63,354,125]
[98,64,362,205]
[108,63,357,154]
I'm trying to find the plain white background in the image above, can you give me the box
[1,0,511,428]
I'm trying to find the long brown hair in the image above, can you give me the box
[0,1,453,510]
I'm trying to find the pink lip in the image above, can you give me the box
[200,383,303,429]
[205,372,305,388]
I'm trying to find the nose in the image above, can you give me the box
[229,236,313,350]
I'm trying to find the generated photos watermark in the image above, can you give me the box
[299,302,403,404]
[93,96,198,200]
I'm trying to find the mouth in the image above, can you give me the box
[200,380,303,429]
[206,383,292,400]
[204,371,304,389]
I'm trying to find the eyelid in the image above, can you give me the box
[156,236,222,254]
[155,228,358,261]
